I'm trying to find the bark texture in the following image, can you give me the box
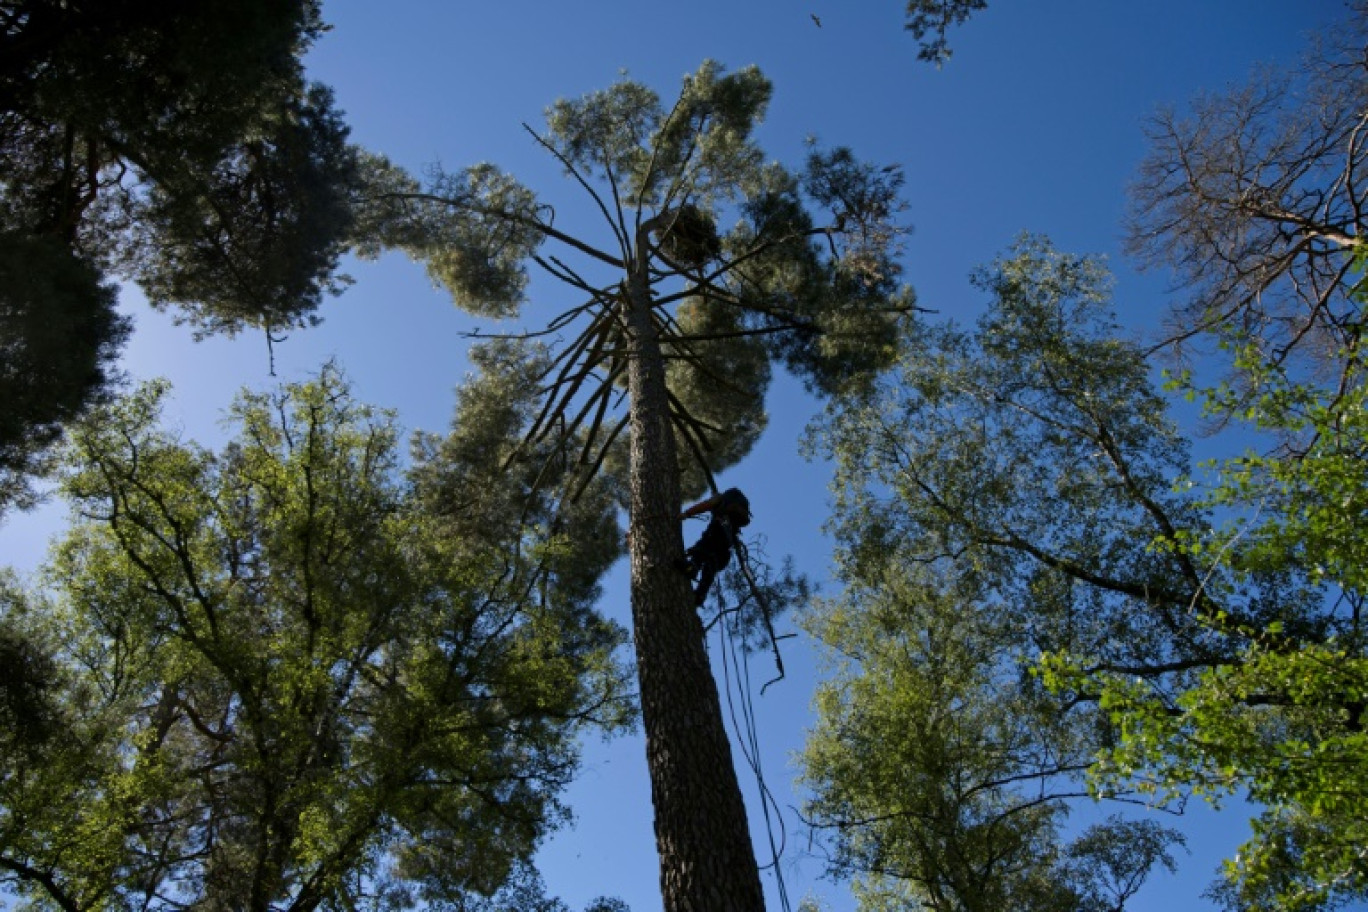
[624,248,766,912]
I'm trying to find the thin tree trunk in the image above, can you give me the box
[623,240,766,912]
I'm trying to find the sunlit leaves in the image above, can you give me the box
[0,365,631,910]
[802,236,1241,910]
[545,79,661,192]
[1103,21,1368,899]
[798,520,1179,911]
[363,61,913,489]
[1193,345,1368,595]
[1071,340,1368,911]
[357,155,543,318]
[642,61,772,208]
[1107,19,1368,897]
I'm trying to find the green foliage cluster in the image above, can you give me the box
[1053,339,1368,911]
[0,1,362,513]
[797,12,1368,898]
[354,61,918,910]
[358,60,916,499]
[1,0,358,332]
[0,365,632,911]
[801,564,1122,912]
[13,5,1362,910]
[801,236,1193,911]
[802,228,1368,910]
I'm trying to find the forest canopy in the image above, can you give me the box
[3,4,1365,912]
[0,365,632,911]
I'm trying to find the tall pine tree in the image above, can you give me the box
[361,61,914,910]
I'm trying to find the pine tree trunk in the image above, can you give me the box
[623,245,766,912]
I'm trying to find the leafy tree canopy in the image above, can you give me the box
[801,235,1194,911]
[0,363,632,911]
[356,60,915,910]
[1096,9,1368,902]
[357,60,915,500]
[803,234,1364,908]
[0,232,126,511]
[0,0,362,513]
[1058,338,1368,912]
[799,562,1186,912]
[1,0,358,334]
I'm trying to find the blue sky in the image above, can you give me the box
[1,2,1360,910]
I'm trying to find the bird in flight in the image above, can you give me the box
[811,13,822,27]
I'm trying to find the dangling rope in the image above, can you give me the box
[714,577,793,912]
[729,533,785,693]
[682,478,793,907]
[690,515,787,692]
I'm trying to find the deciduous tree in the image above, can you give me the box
[800,564,1106,912]
[805,235,1338,907]
[0,364,632,911]
[1060,342,1368,911]
[1104,9,1368,903]
[1127,4,1368,377]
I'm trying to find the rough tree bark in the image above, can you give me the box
[623,231,766,912]
[362,67,911,905]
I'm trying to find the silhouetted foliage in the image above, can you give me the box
[0,0,361,513]
[0,233,126,510]
[1127,5,1368,377]
[904,0,989,65]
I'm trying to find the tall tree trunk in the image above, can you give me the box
[623,242,766,911]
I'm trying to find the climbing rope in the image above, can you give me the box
[715,570,793,912]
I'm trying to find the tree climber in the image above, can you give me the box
[679,488,751,607]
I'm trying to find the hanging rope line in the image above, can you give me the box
[729,533,786,693]
[714,570,793,912]
[682,482,795,910]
